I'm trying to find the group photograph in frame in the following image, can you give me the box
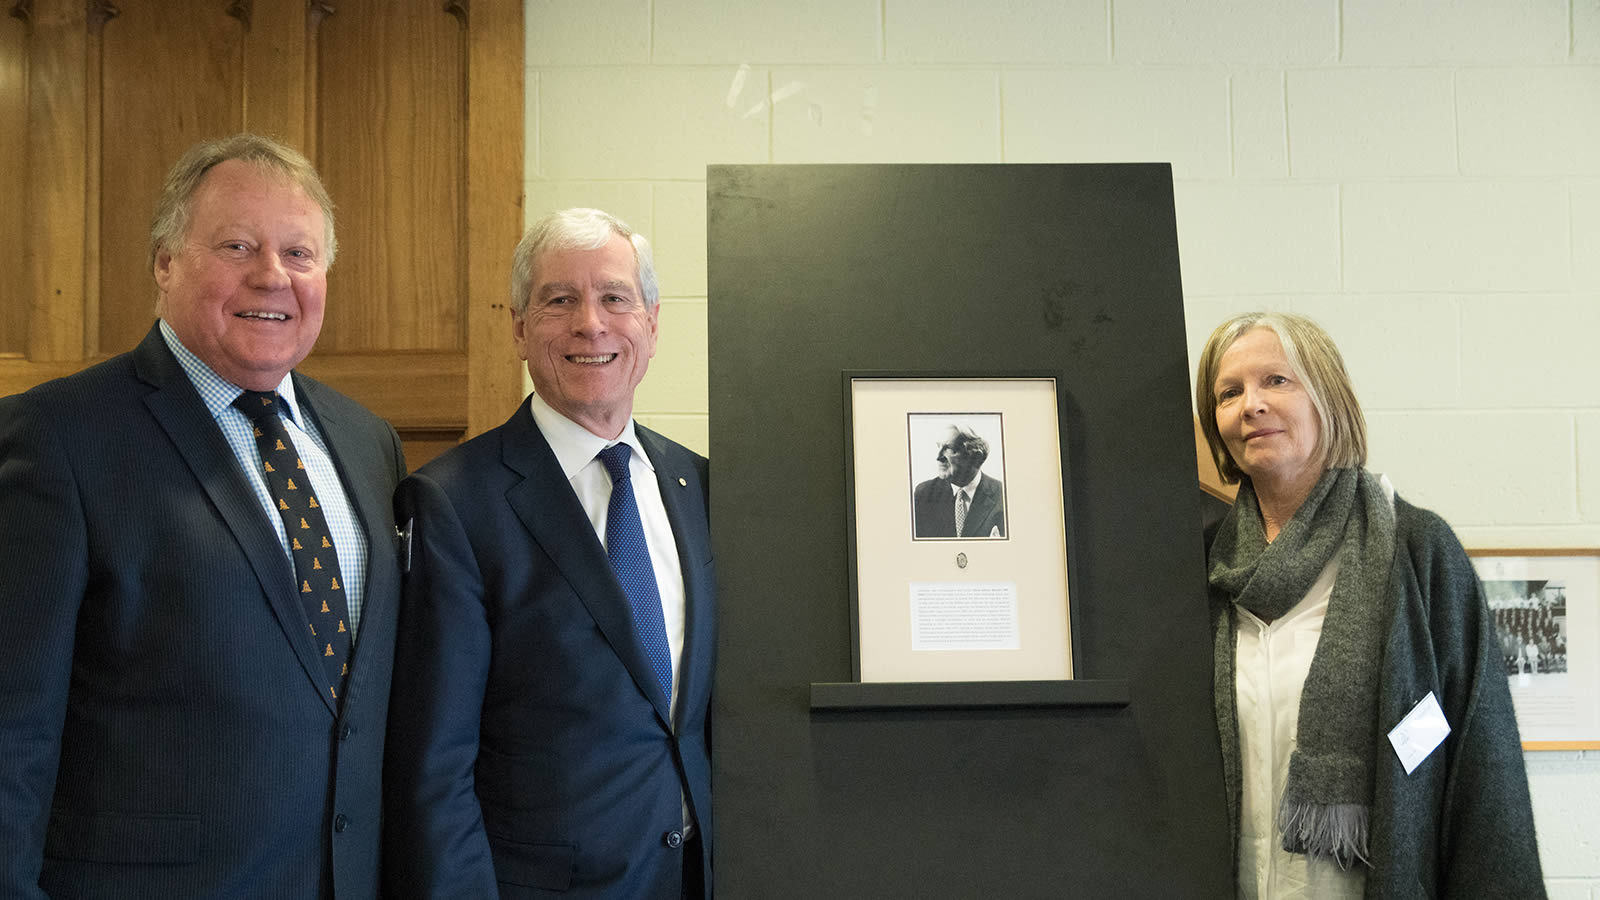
[1469,549,1600,749]
[845,374,1075,684]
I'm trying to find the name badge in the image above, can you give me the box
[1387,691,1451,775]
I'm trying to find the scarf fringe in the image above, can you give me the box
[1277,802,1371,870]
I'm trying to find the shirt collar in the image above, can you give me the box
[527,391,653,481]
[159,319,302,426]
[949,471,982,498]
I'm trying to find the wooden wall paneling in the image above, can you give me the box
[0,3,28,354]
[97,0,244,358]
[23,0,86,362]
[240,0,309,147]
[316,1,464,353]
[463,0,524,438]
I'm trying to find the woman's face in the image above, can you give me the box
[1212,327,1323,493]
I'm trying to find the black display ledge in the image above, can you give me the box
[809,679,1130,712]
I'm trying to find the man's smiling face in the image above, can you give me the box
[514,233,660,439]
[154,159,328,391]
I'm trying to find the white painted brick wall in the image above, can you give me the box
[1287,69,1457,177]
[523,3,1600,887]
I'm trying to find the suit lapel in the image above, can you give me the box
[499,403,674,725]
[967,477,1002,538]
[637,427,712,732]
[134,327,338,715]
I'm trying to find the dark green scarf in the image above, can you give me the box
[1209,466,1396,868]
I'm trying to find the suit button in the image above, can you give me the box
[663,830,683,849]
[334,814,349,833]
[340,724,353,740]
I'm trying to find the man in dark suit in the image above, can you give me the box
[0,135,405,898]
[912,425,1006,539]
[385,208,715,899]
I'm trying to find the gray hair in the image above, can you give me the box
[943,426,990,467]
[509,208,658,316]
[149,133,336,269]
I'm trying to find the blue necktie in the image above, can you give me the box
[598,443,673,701]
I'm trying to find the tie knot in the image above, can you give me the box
[598,443,632,482]
[232,390,282,422]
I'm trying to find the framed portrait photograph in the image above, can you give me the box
[1469,549,1600,749]
[844,373,1076,684]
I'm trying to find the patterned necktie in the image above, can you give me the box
[955,490,970,537]
[233,390,351,703]
[598,443,673,701]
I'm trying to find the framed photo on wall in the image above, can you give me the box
[1469,548,1600,749]
[843,373,1077,684]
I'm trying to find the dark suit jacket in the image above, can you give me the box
[384,399,716,899]
[0,325,405,899]
[912,473,1006,538]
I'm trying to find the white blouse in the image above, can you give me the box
[1235,558,1366,899]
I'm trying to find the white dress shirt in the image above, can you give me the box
[159,320,370,636]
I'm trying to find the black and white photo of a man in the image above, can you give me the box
[911,422,1006,539]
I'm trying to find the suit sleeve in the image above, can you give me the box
[1412,512,1545,895]
[383,472,499,899]
[0,396,88,899]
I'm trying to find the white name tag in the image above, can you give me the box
[1387,691,1451,775]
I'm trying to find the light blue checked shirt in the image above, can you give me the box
[160,320,370,637]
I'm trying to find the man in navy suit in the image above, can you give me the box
[0,135,405,897]
[912,425,1006,539]
[385,208,715,899]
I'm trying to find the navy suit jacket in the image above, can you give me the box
[912,473,1006,539]
[0,325,406,899]
[384,399,715,899]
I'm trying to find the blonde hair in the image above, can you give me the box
[1194,312,1366,484]
[149,133,336,269]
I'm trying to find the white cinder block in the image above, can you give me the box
[1580,413,1600,524]
[653,0,879,64]
[772,69,1000,163]
[1460,295,1600,408]
[634,414,709,457]
[1231,70,1288,178]
[1342,0,1568,63]
[1343,183,1569,293]
[1366,411,1576,526]
[1542,882,1595,900]
[1528,764,1600,874]
[1459,69,1600,176]
[1579,184,1600,290]
[526,0,649,66]
[885,0,1105,64]
[1294,295,1460,410]
[524,182,653,234]
[1114,0,1336,63]
[525,72,540,182]
[653,182,708,299]
[1580,0,1600,61]
[1173,183,1340,295]
[634,299,707,415]
[1287,69,1456,177]
[1003,69,1230,178]
[538,67,770,179]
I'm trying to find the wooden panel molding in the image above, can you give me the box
[1,0,524,462]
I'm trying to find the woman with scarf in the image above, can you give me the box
[1196,312,1544,898]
